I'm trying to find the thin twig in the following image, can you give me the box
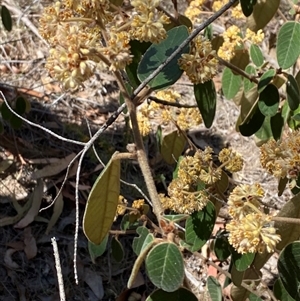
[0,91,86,146]
[148,96,197,108]
[51,237,66,301]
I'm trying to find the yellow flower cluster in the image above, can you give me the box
[218,148,244,173]
[40,0,170,88]
[218,25,264,61]
[260,131,300,186]
[130,0,170,43]
[39,0,133,89]
[212,0,244,19]
[184,0,205,24]
[226,184,281,254]
[161,147,220,214]
[137,89,202,136]
[179,35,218,84]
[115,195,127,220]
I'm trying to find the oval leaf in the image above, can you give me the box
[137,26,190,90]
[1,5,12,31]
[257,69,276,93]
[239,107,265,136]
[185,201,216,251]
[247,0,280,31]
[231,248,255,272]
[194,80,217,128]
[243,64,256,93]
[278,241,300,301]
[214,234,231,261]
[273,278,296,301]
[275,193,300,251]
[222,67,242,99]
[258,84,279,117]
[207,276,222,301]
[133,226,154,256]
[277,21,300,69]
[126,40,151,88]
[161,130,186,165]
[83,153,120,244]
[250,44,264,67]
[111,236,124,262]
[88,235,108,264]
[287,74,300,111]
[146,242,184,292]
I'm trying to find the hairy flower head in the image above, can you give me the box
[228,183,264,219]
[218,148,244,173]
[260,132,300,181]
[227,213,281,254]
[179,35,218,84]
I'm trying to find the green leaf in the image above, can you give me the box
[240,0,256,17]
[230,49,250,71]
[275,193,300,251]
[247,0,280,31]
[248,293,263,301]
[1,102,13,121]
[126,40,151,88]
[111,236,124,262]
[88,235,108,264]
[214,233,231,261]
[146,242,184,292]
[194,80,217,128]
[287,74,300,111]
[257,69,276,93]
[132,226,154,256]
[161,130,186,165]
[1,5,12,31]
[137,26,190,90]
[258,84,279,117]
[230,263,245,287]
[10,115,22,129]
[255,117,272,143]
[274,278,296,301]
[146,287,198,301]
[83,153,120,244]
[204,24,213,40]
[250,44,264,67]
[222,67,242,99]
[231,249,255,272]
[278,241,300,301]
[270,112,284,141]
[244,64,256,92]
[277,21,300,69]
[207,276,222,301]
[185,201,216,251]
[163,214,188,222]
[239,106,265,136]
[15,96,27,115]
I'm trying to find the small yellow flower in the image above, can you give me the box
[260,131,300,182]
[130,0,170,43]
[185,0,205,24]
[132,199,145,209]
[115,196,127,220]
[245,29,264,44]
